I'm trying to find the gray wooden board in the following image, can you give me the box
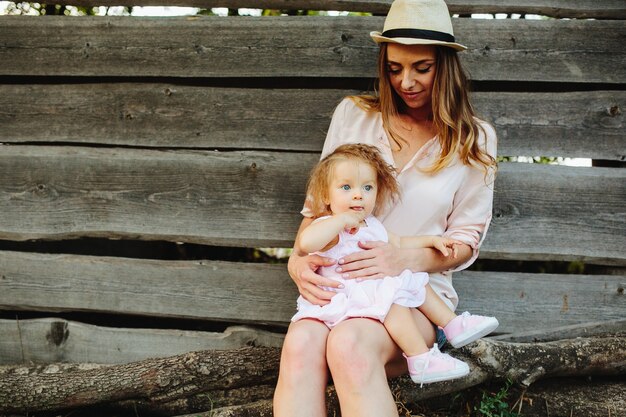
[454,272,626,334]
[1,17,624,83]
[0,318,285,365]
[38,1,626,19]
[0,146,311,248]
[482,163,626,265]
[0,85,623,161]
[0,251,623,331]
[0,147,624,264]
[491,319,626,343]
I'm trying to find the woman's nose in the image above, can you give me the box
[401,70,415,89]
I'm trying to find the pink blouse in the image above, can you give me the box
[302,98,497,310]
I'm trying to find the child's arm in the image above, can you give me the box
[388,232,463,258]
[298,212,364,254]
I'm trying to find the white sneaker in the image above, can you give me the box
[405,344,470,385]
[443,311,499,348]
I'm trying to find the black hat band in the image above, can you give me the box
[381,28,456,43]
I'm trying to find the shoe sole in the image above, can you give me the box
[409,366,470,384]
[448,318,499,348]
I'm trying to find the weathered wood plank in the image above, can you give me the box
[42,0,626,19]
[0,146,311,248]
[0,251,623,332]
[1,17,624,83]
[0,85,623,160]
[0,85,347,152]
[0,318,284,365]
[482,163,626,265]
[0,147,624,264]
[491,319,626,343]
[454,273,626,336]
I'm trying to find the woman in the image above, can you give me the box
[273,0,497,415]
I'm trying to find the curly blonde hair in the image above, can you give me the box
[306,144,400,218]
[351,43,496,176]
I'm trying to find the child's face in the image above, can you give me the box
[325,159,378,218]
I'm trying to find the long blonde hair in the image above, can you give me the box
[351,43,496,175]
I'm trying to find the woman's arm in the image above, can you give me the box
[335,242,472,280]
[388,232,463,258]
[289,217,343,305]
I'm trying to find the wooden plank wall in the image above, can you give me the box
[0,0,624,364]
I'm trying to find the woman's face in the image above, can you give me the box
[385,43,437,111]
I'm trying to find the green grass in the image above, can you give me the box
[474,380,520,417]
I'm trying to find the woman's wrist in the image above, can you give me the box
[406,244,472,273]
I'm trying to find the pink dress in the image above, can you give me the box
[291,215,429,328]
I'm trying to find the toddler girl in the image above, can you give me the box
[291,143,499,384]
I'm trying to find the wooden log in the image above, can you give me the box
[0,346,282,413]
[1,17,624,83]
[0,318,285,365]
[188,378,626,417]
[0,335,624,414]
[0,147,624,264]
[0,85,623,161]
[1,251,624,330]
[28,0,626,19]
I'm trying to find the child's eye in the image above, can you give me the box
[364,185,373,191]
[341,185,351,191]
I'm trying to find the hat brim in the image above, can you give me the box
[370,31,466,51]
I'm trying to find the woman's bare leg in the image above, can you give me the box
[418,284,457,327]
[273,319,330,417]
[326,309,436,417]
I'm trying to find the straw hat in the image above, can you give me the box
[370,0,466,51]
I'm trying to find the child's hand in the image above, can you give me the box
[340,211,365,234]
[432,237,464,258]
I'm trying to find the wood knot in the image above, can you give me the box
[46,321,69,347]
[341,33,353,42]
[248,162,258,172]
[492,202,519,222]
[617,287,624,295]
[607,105,621,117]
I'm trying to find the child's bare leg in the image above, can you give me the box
[384,303,429,356]
[386,304,470,384]
[418,284,456,328]
[421,285,500,349]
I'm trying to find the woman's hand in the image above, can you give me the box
[335,240,419,280]
[288,250,341,305]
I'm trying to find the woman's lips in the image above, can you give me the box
[402,91,421,100]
